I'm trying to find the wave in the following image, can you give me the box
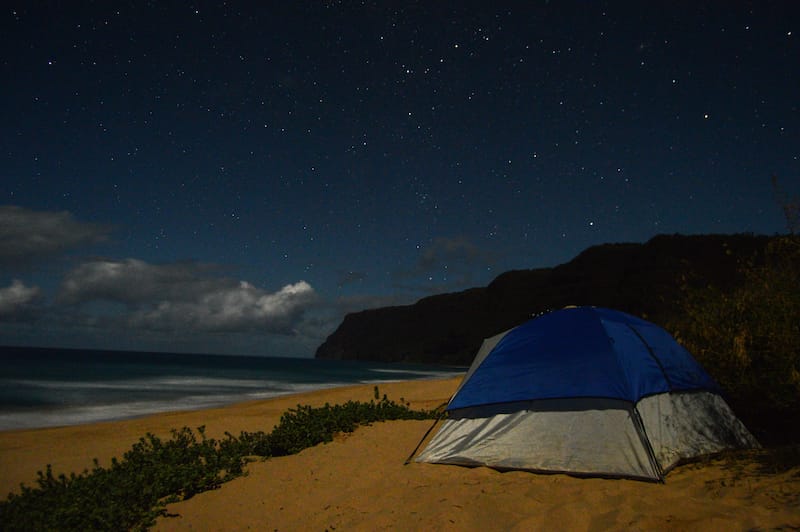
[0,382,351,431]
[4,376,304,393]
[0,351,466,431]
[364,368,465,380]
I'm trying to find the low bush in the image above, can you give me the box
[667,181,800,443]
[0,390,438,531]
[668,234,800,443]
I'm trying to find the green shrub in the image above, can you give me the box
[668,235,800,440]
[0,392,438,531]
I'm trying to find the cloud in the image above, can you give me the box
[129,280,316,333]
[58,258,317,334]
[336,269,367,287]
[0,279,42,320]
[417,236,484,272]
[0,206,111,268]
[393,236,490,293]
[59,258,224,305]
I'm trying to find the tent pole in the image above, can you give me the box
[632,404,665,482]
[404,406,447,465]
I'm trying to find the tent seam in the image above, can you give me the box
[625,322,675,392]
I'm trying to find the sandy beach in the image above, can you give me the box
[2,377,798,531]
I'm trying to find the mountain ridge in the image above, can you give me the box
[315,233,772,365]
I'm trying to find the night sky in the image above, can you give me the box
[2,2,798,357]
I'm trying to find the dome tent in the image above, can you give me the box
[415,307,758,481]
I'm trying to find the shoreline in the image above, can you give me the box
[0,377,460,497]
[2,376,798,530]
[0,378,449,433]
[0,345,467,433]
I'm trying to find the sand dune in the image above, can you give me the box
[2,378,798,531]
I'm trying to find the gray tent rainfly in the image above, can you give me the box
[415,306,758,481]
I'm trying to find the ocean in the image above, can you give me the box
[0,346,465,431]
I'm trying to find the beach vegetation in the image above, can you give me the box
[668,181,800,443]
[0,391,438,531]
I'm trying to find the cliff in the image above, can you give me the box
[315,234,772,365]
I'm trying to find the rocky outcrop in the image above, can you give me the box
[315,234,771,365]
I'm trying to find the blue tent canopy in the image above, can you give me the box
[418,307,756,481]
[448,307,719,411]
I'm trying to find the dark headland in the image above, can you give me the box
[315,233,771,365]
